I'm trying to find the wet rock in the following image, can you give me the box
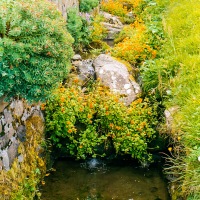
[93,54,141,105]
[17,125,26,142]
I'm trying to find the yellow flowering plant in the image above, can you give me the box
[45,81,158,162]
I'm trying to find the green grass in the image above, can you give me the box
[145,0,200,199]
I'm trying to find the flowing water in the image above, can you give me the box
[41,158,170,200]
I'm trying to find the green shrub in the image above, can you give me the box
[44,82,158,162]
[80,0,99,13]
[0,0,74,102]
[67,8,91,49]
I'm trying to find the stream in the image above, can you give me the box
[41,158,170,200]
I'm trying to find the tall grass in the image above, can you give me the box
[148,0,200,199]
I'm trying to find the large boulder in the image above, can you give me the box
[93,54,141,105]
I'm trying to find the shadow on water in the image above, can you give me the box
[41,158,170,200]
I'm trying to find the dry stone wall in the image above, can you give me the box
[0,100,44,171]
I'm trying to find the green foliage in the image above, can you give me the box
[67,8,91,49]
[0,0,74,102]
[141,0,200,199]
[80,0,99,13]
[45,82,158,162]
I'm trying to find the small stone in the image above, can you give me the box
[72,54,82,61]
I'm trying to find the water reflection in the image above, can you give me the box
[41,159,170,200]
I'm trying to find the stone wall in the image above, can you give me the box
[0,99,44,171]
[48,0,79,18]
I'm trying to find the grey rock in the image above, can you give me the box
[0,150,10,171]
[4,123,15,138]
[93,54,141,105]
[73,59,95,82]
[72,54,82,61]
[10,100,24,117]
[100,12,123,40]
[72,60,83,68]
[100,11,123,26]
[164,106,179,132]
[4,109,13,124]
[102,22,122,40]
[7,137,19,166]
[0,116,6,125]
[80,59,95,81]
[21,109,30,122]
[0,158,3,170]
[17,125,26,142]
[18,154,24,163]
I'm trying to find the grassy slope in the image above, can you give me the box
[158,0,200,199]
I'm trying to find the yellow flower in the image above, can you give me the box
[41,180,45,185]
[168,147,172,152]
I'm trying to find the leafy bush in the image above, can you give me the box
[0,0,74,102]
[67,8,91,49]
[80,0,99,12]
[44,81,158,162]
